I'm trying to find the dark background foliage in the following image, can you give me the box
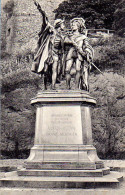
[54,0,125,36]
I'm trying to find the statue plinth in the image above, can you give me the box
[25,90,104,170]
[1,90,123,188]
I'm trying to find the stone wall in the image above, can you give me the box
[1,0,65,56]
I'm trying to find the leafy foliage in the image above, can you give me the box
[90,72,125,159]
[54,0,117,29]
[93,36,125,74]
[113,0,125,36]
[54,0,125,36]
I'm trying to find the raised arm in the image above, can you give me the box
[33,0,48,33]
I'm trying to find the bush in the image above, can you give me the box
[93,36,125,74]
[90,72,125,159]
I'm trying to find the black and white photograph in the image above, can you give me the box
[0,0,125,194]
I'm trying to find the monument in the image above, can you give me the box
[26,0,103,170]
[0,0,123,189]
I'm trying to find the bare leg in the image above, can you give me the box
[62,54,66,77]
[43,64,48,90]
[43,74,47,90]
[75,71,81,89]
[75,59,81,89]
[52,60,58,89]
[84,69,89,91]
[65,59,73,89]
[58,59,61,77]
[66,73,71,89]
[56,59,61,83]
[82,62,89,91]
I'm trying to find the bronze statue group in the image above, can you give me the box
[31,0,94,91]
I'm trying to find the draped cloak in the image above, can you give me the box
[31,5,53,74]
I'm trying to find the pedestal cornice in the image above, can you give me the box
[31,90,96,105]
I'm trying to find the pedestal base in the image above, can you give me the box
[25,144,104,170]
[0,91,123,189]
[25,91,103,170]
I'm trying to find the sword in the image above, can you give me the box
[90,62,103,75]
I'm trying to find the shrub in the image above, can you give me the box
[93,36,125,74]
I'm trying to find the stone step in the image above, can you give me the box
[0,188,124,195]
[25,161,104,170]
[0,166,17,172]
[18,168,110,177]
[0,172,123,189]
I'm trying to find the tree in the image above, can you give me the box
[113,0,125,36]
[54,0,117,29]
[91,72,125,159]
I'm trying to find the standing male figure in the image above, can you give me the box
[51,19,65,89]
[65,18,93,91]
[31,0,65,90]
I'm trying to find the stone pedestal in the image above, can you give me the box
[25,90,104,170]
[0,90,123,189]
